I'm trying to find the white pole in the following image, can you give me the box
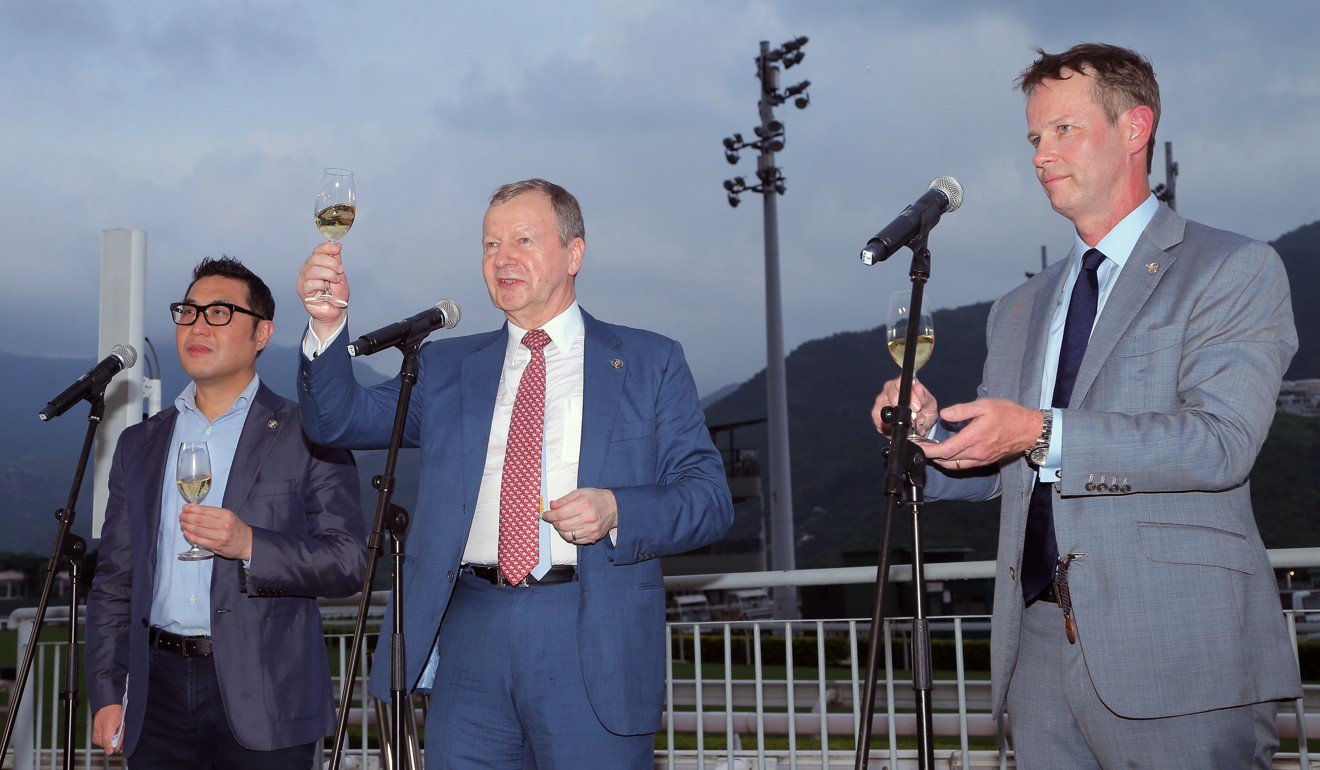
[92,229,147,538]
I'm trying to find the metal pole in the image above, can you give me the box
[758,40,797,619]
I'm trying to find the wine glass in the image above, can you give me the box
[886,289,936,441]
[177,441,215,561]
[307,168,356,308]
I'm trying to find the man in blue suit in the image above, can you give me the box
[874,44,1299,768]
[86,257,367,768]
[296,178,733,768]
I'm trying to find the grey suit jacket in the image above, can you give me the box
[85,383,367,753]
[926,205,1302,719]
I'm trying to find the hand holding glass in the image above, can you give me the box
[886,290,936,441]
[307,168,355,308]
[177,441,215,561]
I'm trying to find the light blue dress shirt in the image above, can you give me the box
[1036,194,1159,480]
[149,375,259,635]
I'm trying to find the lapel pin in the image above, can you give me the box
[610,358,623,370]
[268,419,279,429]
[1146,261,1159,275]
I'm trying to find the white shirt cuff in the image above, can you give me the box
[302,317,347,359]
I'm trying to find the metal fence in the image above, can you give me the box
[6,548,1320,769]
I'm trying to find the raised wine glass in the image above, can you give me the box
[307,168,356,307]
[176,441,215,561]
[886,289,936,441]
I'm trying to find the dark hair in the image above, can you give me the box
[186,256,276,322]
[489,178,586,246]
[1016,43,1160,174]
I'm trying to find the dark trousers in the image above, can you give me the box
[129,646,315,770]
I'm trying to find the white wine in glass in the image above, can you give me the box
[308,168,355,308]
[886,289,936,440]
[177,441,215,561]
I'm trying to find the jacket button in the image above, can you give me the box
[1009,566,1017,580]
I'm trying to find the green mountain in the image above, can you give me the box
[704,219,1320,567]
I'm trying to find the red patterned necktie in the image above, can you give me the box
[498,329,551,585]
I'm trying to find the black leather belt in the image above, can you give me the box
[1034,581,1059,605]
[149,627,213,657]
[468,564,576,588]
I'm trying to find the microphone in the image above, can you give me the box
[860,176,964,265]
[38,344,138,421]
[347,300,462,357]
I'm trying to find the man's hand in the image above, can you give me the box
[921,398,1043,470]
[92,704,124,754]
[544,488,618,546]
[296,242,350,336]
[872,377,940,437]
[180,504,253,560]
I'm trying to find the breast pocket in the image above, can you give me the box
[610,420,655,443]
[249,478,299,498]
[1089,325,1182,412]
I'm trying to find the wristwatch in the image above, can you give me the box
[1026,409,1052,466]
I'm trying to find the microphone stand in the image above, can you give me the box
[328,340,423,770]
[853,211,941,770]
[0,395,101,770]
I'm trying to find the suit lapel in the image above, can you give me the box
[141,409,179,571]
[1070,206,1185,406]
[461,330,507,508]
[221,384,285,511]
[1020,252,1074,412]
[577,310,624,490]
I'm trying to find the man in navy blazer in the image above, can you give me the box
[86,257,366,768]
[874,45,1299,767]
[296,179,733,768]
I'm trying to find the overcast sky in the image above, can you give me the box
[2,1,1316,395]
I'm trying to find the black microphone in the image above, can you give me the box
[347,300,462,357]
[859,176,964,265]
[38,344,138,421]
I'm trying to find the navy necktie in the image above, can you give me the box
[1022,248,1106,603]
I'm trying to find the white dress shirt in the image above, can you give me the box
[303,305,587,565]
[462,303,585,566]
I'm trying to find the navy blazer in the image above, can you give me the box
[85,383,367,753]
[299,309,733,736]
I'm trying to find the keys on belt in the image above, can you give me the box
[148,627,213,657]
[1028,553,1084,645]
[468,564,576,588]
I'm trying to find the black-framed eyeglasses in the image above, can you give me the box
[170,301,268,327]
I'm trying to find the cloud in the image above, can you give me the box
[1,1,1316,396]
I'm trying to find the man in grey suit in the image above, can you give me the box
[86,257,366,768]
[874,43,1300,767]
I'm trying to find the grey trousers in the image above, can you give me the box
[1005,598,1279,769]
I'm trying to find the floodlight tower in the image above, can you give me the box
[721,36,811,619]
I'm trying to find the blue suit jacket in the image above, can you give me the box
[299,309,733,735]
[85,383,367,753]
[925,206,1302,718]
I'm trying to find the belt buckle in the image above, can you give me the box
[492,570,528,588]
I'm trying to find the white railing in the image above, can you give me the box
[6,547,1320,769]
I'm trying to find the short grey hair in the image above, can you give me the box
[488,178,586,246]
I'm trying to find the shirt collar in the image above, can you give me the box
[1071,193,1159,271]
[175,374,261,420]
[504,302,584,358]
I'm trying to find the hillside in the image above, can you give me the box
[704,219,1320,566]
